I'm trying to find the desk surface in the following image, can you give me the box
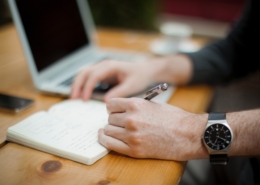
[0,23,213,185]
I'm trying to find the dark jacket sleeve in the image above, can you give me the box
[186,0,259,85]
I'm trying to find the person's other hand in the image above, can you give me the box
[70,59,157,102]
[98,97,208,161]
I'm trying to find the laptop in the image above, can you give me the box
[8,0,174,102]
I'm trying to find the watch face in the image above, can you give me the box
[203,123,232,150]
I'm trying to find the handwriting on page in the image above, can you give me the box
[22,112,82,134]
[9,111,105,154]
[48,100,108,128]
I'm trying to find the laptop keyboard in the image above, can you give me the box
[59,76,75,86]
[59,52,137,87]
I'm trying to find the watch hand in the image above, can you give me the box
[214,138,218,145]
[218,137,226,141]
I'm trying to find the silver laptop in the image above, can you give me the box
[8,0,174,101]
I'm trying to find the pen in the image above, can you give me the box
[143,83,168,101]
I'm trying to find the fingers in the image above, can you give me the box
[70,59,149,101]
[104,124,126,138]
[81,67,118,100]
[71,60,119,100]
[98,128,130,155]
[108,112,126,127]
[106,98,128,114]
[104,79,136,101]
[70,65,93,99]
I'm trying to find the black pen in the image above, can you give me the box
[143,83,168,100]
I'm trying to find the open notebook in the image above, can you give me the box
[6,87,174,165]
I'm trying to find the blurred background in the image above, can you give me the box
[2,0,260,184]
[0,0,246,38]
[0,0,12,26]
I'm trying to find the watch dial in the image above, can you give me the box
[203,123,232,150]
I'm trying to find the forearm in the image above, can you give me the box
[227,109,260,156]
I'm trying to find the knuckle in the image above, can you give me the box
[128,133,141,145]
[127,100,140,111]
[125,116,137,130]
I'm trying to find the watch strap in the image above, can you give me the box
[210,154,229,165]
[208,113,226,120]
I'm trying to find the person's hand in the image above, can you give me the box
[70,54,193,102]
[98,97,208,161]
[70,59,158,102]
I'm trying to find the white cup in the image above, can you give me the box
[150,22,193,55]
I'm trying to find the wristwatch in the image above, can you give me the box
[202,113,234,165]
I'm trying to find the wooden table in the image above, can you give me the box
[0,23,213,185]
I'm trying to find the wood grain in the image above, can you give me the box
[0,143,185,185]
[0,23,213,185]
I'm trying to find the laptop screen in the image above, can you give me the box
[15,0,90,72]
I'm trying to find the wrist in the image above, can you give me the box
[226,112,237,156]
[183,113,209,160]
[192,113,209,159]
[155,54,193,85]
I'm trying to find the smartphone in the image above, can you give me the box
[0,93,34,113]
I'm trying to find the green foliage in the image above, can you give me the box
[0,0,12,26]
[88,0,159,31]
